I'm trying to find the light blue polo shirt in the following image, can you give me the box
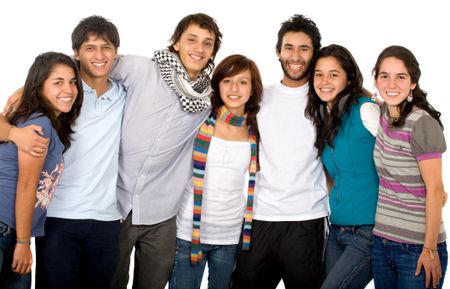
[47,80,125,221]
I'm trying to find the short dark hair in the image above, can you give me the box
[276,14,321,57]
[72,15,120,51]
[9,52,83,151]
[168,13,222,72]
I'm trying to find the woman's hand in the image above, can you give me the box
[12,242,33,275]
[416,248,442,288]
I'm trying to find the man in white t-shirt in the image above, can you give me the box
[231,14,329,289]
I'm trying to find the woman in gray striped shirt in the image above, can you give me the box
[371,45,447,289]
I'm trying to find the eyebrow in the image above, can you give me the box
[186,33,214,41]
[284,43,311,49]
[379,71,408,77]
[49,76,66,81]
[49,76,76,81]
[314,69,341,73]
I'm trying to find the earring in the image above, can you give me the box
[407,92,413,102]
[371,91,377,102]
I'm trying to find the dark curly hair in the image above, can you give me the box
[276,14,322,59]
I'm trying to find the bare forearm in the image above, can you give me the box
[15,150,46,241]
[424,187,444,248]
[0,115,13,141]
[15,184,35,241]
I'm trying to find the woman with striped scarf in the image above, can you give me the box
[169,54,262,289]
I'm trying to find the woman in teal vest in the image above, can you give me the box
[305,44,379,289]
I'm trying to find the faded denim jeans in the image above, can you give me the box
[169,238,238,289]
[320,224,373,289]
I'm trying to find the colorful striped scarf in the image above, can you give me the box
[191,106,257,263]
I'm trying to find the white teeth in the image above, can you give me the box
[289,64,302,70]
[321,88,333,92]
[387,92,399,96]
[93,63,106,67]
[191,55,202,60]
[228,95,240,99]
[58,97,72,102]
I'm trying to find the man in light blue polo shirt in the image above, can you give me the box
[0,15,125,289]
[36,16,125,289]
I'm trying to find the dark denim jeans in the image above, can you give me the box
[35,217,120,289]
[0,221,31,289]
[320,224,373,289]
[372,236,448,289]
[169,238,238,289]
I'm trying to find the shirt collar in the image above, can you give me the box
[82,78,120,101]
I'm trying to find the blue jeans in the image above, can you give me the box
[0,221,31,289]
[372,236,448,289]
[169,238,238,289]
[320,224,373,289]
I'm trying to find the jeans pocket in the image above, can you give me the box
[404,244,422,257]
[437,242,448,260]
[0,222,7,235]
[0,221,13,237]
[355,227,374,246]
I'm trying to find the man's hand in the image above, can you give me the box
[9,125,49,157]
[2,87,23,116]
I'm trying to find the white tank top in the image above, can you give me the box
[176,136,251,245]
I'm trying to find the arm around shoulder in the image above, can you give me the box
[0,115,49,157]
[360,102,380,137]
[0,114,14,141]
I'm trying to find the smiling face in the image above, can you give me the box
[313,56,348,107]
[42,64,78,117]
[277,31,314,87]
[375,56,416,117]
[74,33,117,84]
[219,69,252,116]
[173,23,215,80]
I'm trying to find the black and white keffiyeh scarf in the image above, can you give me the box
[153,49,213,113]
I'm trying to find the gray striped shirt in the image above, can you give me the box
[373,105,446,244]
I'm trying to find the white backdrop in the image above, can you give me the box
[1,1,449,288]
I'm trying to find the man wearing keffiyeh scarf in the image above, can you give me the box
[109,13,223,289]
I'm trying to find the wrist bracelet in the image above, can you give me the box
[16,239,31,245]
[422,246,436,260]
[423,246,438,252]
